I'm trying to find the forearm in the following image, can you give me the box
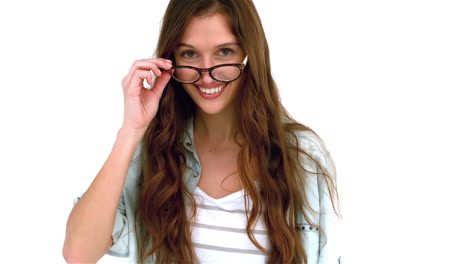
[63,127,145,263]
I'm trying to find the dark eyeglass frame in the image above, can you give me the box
[170,56,248,84]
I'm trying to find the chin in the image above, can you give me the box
[196,102,228,115]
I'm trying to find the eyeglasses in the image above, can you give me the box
[171,56,248,84]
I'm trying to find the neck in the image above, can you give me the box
[194,107,239,147]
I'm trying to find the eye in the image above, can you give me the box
[181,50,197,59]
[218,48,233,56]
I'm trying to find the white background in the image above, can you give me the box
[1,0,467,263]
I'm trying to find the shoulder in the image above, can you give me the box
[287,129,335,177]
[287,127,339,217]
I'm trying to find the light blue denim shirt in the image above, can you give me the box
[74,118,341,263]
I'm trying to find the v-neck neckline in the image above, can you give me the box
[194,186,246,203]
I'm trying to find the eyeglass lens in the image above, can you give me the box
[173,65,241,83]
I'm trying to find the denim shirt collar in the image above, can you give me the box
[180,116,202,193]
[181,116,195,153]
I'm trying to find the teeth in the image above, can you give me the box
[199,84,225,94]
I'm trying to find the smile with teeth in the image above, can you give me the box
[197,84,226,94]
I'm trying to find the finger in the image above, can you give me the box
[155,68,161,77]
[129,63,164,87]
[129,59,172,75]
[152,71,172,99]
[133,63,167,89]
[124,58,172,93]
[146,72,154,85]
[147,58,172,66]
[145,60,172,72]
[127,70,153,96]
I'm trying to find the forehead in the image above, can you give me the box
[178,13,238,48]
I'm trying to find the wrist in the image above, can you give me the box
[118,125,147,142]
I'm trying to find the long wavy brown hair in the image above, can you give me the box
[135,0,339,263]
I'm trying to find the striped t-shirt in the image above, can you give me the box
[187,186,270,263]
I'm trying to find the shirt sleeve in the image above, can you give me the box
[296,130,342,264]
[313,139,342,264]
[72,193,130,258]
[317,161,342,264]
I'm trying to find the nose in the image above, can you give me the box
[199,70,214,84]
[197,59,216,84]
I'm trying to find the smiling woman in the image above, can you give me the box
[62,0,340,263]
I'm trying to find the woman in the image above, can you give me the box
[63,0,340,263]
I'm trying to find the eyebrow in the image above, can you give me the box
[176,42,241,49]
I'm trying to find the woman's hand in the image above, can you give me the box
[120,57,173,133]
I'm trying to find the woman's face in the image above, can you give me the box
[174,13,246,115]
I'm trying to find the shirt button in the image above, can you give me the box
[193,172,199,177]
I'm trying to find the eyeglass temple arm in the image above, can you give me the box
[242,56,248,65]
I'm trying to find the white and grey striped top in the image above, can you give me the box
[187,186,270,263]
